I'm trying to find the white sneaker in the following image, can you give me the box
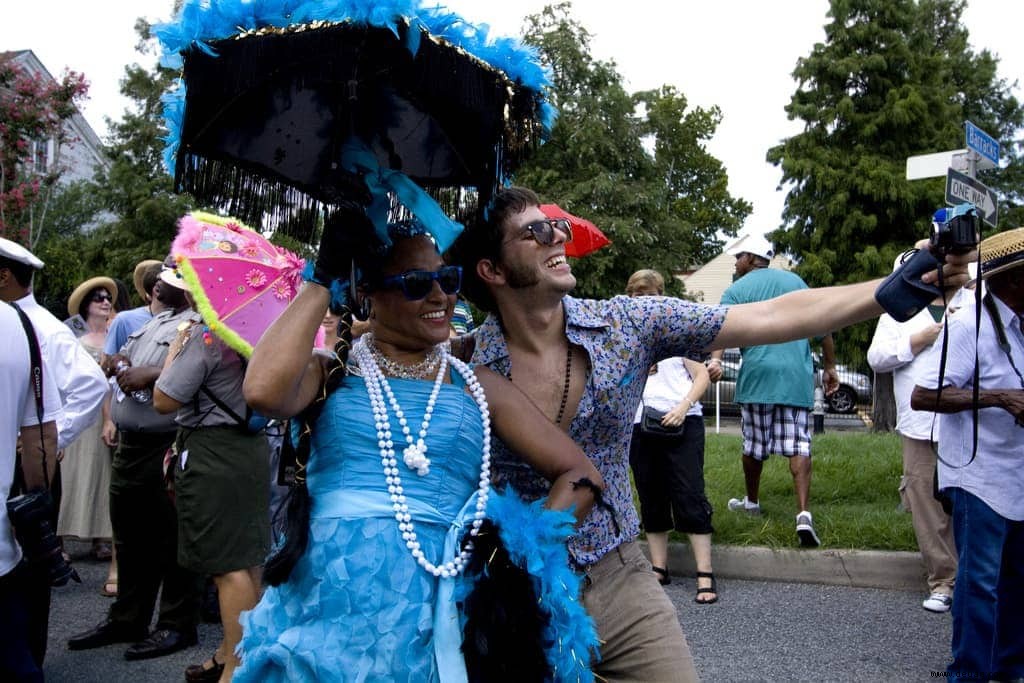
[727,496,762,515]
[922,593,952,613]
[796,511,820,547]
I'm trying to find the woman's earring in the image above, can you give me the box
[355,296,371,321]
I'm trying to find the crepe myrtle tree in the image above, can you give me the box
[0,60,89,248]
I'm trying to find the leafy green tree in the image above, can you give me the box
[33,20,192,313]
[766,0,1023,365]
[514,3,750,299]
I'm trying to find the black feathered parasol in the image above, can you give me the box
[156,1,555,246]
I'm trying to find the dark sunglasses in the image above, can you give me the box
[378,265,462,300]
[91,292,113,303]
[503,218,573,247]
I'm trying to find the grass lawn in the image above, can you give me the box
[657,429,919,551]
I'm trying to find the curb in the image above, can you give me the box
[657,542,926,591]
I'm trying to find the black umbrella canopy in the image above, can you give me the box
[173,19,547,237]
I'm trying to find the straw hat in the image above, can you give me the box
[67,276,118,317]
[133,259,163,300]
[979,227,1024,280]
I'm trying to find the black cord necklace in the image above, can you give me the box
[508,343,573,425]
[554,344,573,426]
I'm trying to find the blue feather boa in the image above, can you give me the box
[459,489,600,682]
[154,0,556,178]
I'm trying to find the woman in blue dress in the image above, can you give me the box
[234,214,603,682]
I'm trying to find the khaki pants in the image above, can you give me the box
[582,541,698,682]
[901,436,956,594]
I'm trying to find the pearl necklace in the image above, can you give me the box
[352,341,492,579]
[364,333,443,379]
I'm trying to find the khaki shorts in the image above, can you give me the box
[582,540,699,682]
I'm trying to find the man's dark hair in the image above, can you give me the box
[449,186,540,314]
[0,256,35,288]
[111,279,131,312]
[141,263,162,297]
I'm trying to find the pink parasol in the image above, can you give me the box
[170,211,305,357]
[540,204,611,258]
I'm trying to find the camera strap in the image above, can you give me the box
[8,302,50,491]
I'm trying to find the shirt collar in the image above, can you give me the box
[475,295,608,365]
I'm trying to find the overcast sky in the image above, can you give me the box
[2,0,1020,241]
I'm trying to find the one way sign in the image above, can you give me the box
[946,168,998,227]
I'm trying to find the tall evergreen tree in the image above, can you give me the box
[514,3,750,300]
[766,0,1022,367]
[768,0,1022,292]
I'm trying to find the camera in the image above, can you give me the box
[930,204,979,257]
[875,203,979,322]
[7,488,81,587]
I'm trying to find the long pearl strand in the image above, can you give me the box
[352,342,492,579]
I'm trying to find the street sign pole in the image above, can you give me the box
[945,168,998,227]
[906,121,1000,227]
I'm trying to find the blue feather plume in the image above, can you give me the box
[457,488,600,682]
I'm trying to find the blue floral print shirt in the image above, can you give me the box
[473,295,727,566]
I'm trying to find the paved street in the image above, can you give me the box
[44,542,952,682]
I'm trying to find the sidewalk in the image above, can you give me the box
[660,541,926,590]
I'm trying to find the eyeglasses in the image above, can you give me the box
[503,218,573,247]
[378,266,462,300]
[91,293,113,303]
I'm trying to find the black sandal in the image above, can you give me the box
[695,571,718,604]
[652,566,671,586]
[185,652,225,682]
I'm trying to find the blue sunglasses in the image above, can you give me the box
[378,266,462,300]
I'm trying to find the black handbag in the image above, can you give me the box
[639,406,685,438]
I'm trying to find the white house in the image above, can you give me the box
[678,233,794,304]
[1,49,109,188]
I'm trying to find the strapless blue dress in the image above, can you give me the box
[234,373,485,682]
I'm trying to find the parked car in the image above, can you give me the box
[700,349,872,415]
[819,363,872,414]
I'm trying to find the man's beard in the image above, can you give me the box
[502,260,541,290]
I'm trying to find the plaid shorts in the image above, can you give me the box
[739,403,811,461]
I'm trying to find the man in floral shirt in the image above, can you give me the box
[452,186,972,682]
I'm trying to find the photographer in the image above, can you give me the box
[2,302,61,682]
[911,227,1024,681]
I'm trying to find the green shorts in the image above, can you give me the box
[174,425,270,575]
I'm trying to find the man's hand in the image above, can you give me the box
[822,366,840,396]
[103,353,130,377]
[707,357,723,382]
[916,239,979,293]
[999,389,1024,426]
[102,420,119,448]
[116,365,157,393]
[911,322,943,356]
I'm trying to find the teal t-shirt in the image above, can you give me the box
[720,268,814,408]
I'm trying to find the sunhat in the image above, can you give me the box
[133,259,164,300]
[978,227,1024,280]
[67,276,118,317]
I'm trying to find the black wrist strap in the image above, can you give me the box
[8,302,49,490]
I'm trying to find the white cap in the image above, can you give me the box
[0,236,44,269]
[727,234,774,261]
